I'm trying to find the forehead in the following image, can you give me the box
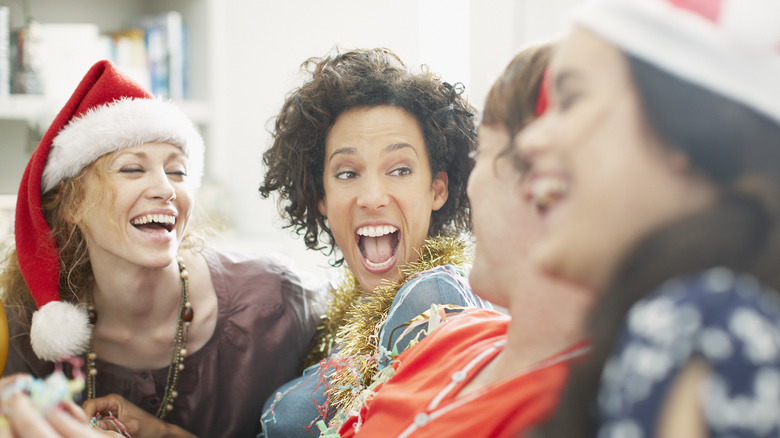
[477,124,511,149]
[551,27,633,91]
[110,142,187,160]
[326,106,426,155]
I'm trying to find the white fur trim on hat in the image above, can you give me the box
[42,97,205,193]
[30,301,90,362]
[574,0,780,124]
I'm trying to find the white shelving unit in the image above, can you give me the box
[0,0,215,193]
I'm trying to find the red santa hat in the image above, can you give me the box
[574,0,780,124]
[15,59,204,361]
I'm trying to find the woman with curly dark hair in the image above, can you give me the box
[258,48,491,437]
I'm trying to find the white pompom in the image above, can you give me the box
[30,301,90,362]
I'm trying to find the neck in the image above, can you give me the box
[89,256,183,328]
[493,269,593,379]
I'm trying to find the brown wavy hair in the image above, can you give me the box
[482,43,551,135]
[258,48,478,266]
[482,43,551,173]
[1,154,207,329]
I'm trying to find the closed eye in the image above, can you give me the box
[557,92,580,111]
[119,167,144,174]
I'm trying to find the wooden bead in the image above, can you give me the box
[88,309,98,324]
[181,306,194,322]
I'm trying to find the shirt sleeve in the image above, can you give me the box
[276,257,330,348]
[597,267,780,438]
[3,306,54,378]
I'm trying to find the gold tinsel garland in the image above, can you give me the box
[308,235,470,425]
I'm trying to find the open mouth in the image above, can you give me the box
[528,177,569,214]
[357,225,399,271]
[131,213,176,233]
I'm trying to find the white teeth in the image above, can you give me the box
[357,225,398,237]
[364,257,395,270]
[131,213,176,226]
[530,178,568,208]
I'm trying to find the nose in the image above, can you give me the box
[356,174,389,210]
[515,115,553,162]
[147,168,177,202]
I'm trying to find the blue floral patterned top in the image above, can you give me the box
[598,267,780,438]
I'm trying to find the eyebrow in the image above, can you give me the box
[113,149,186,164]
[327,142,417,162]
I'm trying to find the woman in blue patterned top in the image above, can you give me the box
[517,0,780,437]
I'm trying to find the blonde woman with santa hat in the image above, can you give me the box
[515,0,780,437]
[0,60,327,437]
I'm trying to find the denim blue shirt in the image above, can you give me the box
[259,265,492,437]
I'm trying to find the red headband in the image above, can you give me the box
[535,68,551,117]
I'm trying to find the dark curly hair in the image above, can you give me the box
[259,48,478,265]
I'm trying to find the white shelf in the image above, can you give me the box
[0,95,211,125]
[0,95,56,121]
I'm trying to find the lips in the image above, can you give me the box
[356,224,399,272]
[130,212,177,233]
[527,174,569,214]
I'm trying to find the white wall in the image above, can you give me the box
[0,0,582,278]
[206,0,583,278]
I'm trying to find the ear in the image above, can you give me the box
[431,171,449,212]
[317,196,327,218]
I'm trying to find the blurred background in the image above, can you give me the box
[0,0,581,279]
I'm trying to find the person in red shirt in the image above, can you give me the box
[332,43,596,438]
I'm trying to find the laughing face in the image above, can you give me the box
[517,28,715,291]
[77,142,194,270]
[319,106,449,294]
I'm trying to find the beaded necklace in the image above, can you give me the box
[85,256,194,420]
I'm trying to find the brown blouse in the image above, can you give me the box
[5,248,328,438]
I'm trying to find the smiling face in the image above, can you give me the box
[319,106,449,294]
[468,125,544,308]
[77,142,194,270]
[517,28,716,291]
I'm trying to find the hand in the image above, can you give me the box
[82,395,195,438]
[0,374,117,438]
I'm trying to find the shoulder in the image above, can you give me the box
[201,247,296,277]
[396,308,509,363]
[202,248,326,297]
[391,265,491,312]
[599,268,780,435]
[201,247,328,336]
[623,267,780,350]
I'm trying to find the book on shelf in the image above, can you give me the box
[105,27,151,92]
[6,10,188,101]
[134,11,187,100]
